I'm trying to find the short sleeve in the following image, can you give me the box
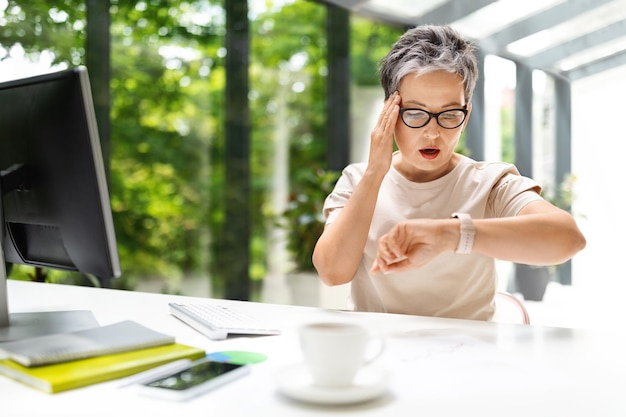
[322,163,365,225]
[487,172,543,218]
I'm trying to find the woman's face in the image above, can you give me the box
[393,70,471,182]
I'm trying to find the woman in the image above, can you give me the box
[312,25,585,320]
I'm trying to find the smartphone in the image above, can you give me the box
[134,358,250,401]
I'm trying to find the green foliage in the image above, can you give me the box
[543,173,577,212]
[249,0,328,279]
[277,168,340,272]
[106,1,224,289]
[500,105,515,163]
[0,0,87,66]
[0,0,409,295]
[1,0,224,290]
[350,16,404,86]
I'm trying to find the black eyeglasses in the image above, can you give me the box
[399,105,468,129]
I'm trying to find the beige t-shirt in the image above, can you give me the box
[323,155,542,320]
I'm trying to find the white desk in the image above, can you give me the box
[2,280,624,417]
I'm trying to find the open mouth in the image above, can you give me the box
[420,147,440,159]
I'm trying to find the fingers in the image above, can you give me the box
[373,91,400,136]
[381,238,404,264]
[371,229,408,274]
[384,98,400,135]
[368,92,400,173]
[383,91,401,129]
[371,254,409,275]
[371,220,445,275]
[383,90,400,113]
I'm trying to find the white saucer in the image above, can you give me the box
[275,363,390,405]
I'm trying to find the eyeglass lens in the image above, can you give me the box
[402,109,466,129]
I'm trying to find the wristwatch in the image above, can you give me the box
[451,213,475,254]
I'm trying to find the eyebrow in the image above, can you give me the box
[402,100,465,109]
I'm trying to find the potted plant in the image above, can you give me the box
[514,173,578,301]
[277,168,340,306]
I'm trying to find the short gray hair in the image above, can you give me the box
[378,25,478,103]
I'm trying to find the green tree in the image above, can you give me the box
[1,0,409,299]
[0,1,224,292]
[107,0,225,291]
[350,16,404,86]
[247,1,328,286]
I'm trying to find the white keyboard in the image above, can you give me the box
[169,302,281,340]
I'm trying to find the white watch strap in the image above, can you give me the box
[451,213,475,254]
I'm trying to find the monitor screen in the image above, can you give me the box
[0,67,121,341]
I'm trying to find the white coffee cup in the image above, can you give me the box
[298,321,385,387]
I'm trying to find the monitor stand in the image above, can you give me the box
[0,258,99,343]
[0,165,100,342]
[0,310,99,343]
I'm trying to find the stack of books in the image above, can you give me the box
[0,320,205,393]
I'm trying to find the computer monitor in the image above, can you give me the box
[0,66,121,342]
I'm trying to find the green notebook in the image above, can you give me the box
[0,343,205,393]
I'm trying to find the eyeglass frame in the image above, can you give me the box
[399,105,468,129]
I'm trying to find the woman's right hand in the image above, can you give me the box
[367,91,400,175]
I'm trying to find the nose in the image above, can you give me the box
[421,116,440,138]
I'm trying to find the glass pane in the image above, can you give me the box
[250,0,328,302]
[107,2,224,295]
